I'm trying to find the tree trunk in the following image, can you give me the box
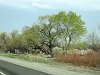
[67,34,72,50]
[49,47,53,57]
[48,41,53,57]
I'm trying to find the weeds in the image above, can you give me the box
[0,53,53,64]
[54,52,100,68]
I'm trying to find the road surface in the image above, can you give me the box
[0,60,51,75]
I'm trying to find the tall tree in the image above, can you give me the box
[38,15,59,56]
[10,30,19,50]
[54,11,86,50]
[22,26,39,52]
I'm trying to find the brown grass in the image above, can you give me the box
[32,52,39,56]
[54,51,100,68]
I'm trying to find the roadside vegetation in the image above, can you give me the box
[0,53,54,64]
[54,50,100,68]
[0,11,100,68]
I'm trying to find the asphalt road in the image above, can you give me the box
[0,60,51,75]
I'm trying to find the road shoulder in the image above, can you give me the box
[0,56,100,75]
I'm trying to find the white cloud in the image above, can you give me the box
[0,0,100,10]
[32,2,51,9]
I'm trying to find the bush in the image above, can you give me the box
[54,52,100,68]
[52,47,64,56]
[54,53,80,64]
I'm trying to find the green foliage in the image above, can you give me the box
[38,15,60,55]
[52,11,86,50]
[74,42,87,50]
[22,26,38,45]
[0,11,87,54]
[0,32,10,51]
[11,34,26,50]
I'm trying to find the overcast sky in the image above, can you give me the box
[0,0,100,33]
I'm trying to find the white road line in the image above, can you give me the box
[0,71,6,75]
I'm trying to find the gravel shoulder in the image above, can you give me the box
[0,56,100,75]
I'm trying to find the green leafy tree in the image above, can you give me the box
[54,11,86,50]
[0,32,10,51]
[22,26,39,52]
[10,30,19,50]
[38,15,59,56]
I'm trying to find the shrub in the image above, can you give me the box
[54,52,100,68]
[54,54,79,63]
[83,52,100,67]
[52,46,64,56]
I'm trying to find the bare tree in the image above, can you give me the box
[86,31,100,51]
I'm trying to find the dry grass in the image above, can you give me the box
[32,52,39,56]
[54,51,100,68]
